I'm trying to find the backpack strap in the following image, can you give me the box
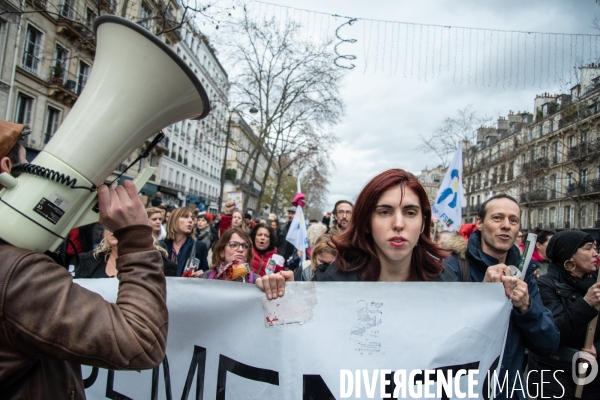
[458,257,471,282]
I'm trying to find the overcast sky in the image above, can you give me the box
[219,0,600,213]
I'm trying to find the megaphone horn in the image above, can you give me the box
[0,15,210,253]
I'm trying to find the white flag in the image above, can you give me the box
[286,205,308,258]
[431,146,465,231]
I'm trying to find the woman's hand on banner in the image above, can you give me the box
[256,271,295,300]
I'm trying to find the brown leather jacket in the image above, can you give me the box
[0,225,168,399]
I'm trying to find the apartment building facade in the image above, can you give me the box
[463,65,600,232]
[1,0,231,213]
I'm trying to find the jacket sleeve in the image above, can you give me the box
[196,241,209,272]
[1,225,168,370]
[512,270,560,357]
[442,254,461,278]
[219,215,232,237]
[537,276,598,348]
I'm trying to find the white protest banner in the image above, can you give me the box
[77,279,511,399]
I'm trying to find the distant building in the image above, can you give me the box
[463,65,600,234]
[222,111,276,216]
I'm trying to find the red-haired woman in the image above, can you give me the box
[257,169,457,298]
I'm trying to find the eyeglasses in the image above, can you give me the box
[228,242,250,251]
[336,210,352,216]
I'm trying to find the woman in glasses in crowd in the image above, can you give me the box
[257,168,456,298]
[159,207,208,277]
[205,228,258,284]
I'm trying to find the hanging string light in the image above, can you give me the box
[248,0,600,89]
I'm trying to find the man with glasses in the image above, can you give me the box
[326,200,354,235]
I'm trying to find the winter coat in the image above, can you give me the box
[0,225,167,399]
[443,230,560,400]
[251,247,278,276]
[195,226,212,248]
[526,262,600,398]
[75,250,178,278]
[277,222,299,270]
[159,237,209,276]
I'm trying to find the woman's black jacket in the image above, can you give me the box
[536,263,600,353]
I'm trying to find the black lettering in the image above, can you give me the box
[216,354,279,400]
[303,375,335,400]
[83,367,99,389]
[180,346,207,400]
[105,370,133,400]
[151,356,173,400]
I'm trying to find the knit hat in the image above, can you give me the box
[546,230,595,266]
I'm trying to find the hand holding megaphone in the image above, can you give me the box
[97,181,149,232]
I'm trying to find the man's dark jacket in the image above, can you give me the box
[444,230,560,400]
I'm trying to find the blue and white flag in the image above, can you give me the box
[431,146,466,231]
[286,206,308,256]
[286,179,308,260]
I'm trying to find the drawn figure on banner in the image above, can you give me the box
[351,300,382,355]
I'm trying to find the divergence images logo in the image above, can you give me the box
[436,169,460,210]
[572,351,599,386]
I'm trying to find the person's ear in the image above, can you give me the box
[475,217,483,231]
[0,156,12,175]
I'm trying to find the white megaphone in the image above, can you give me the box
[0,15,210,253]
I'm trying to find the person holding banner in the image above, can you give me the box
[257,169,457,299]
[444,194,559,400]
[527,230,600,399]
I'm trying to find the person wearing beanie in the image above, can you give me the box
[527,230,600,399]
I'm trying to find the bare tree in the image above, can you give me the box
[220,11,344,213]
[417,104,491,168]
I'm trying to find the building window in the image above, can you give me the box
[568,136,575,148]
[14,93,33,125]
[61,0,75,19]
[52,43,68,83]
[565,206,572,228]
[77,60,90,94]
[86,8,97,29]
[550,207,556,227]
[581,205,588,228]
[22,25,43,74]
[44,106,61,144]
[138,3,152,30]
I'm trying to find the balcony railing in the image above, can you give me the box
[522,157,549,173]
[568,138,600,160]
[520,190,547,203]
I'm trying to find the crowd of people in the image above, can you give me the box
[1,119,599,398]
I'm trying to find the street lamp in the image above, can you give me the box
[217,102,258,212]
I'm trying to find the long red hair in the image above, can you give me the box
[333,169,449,281]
